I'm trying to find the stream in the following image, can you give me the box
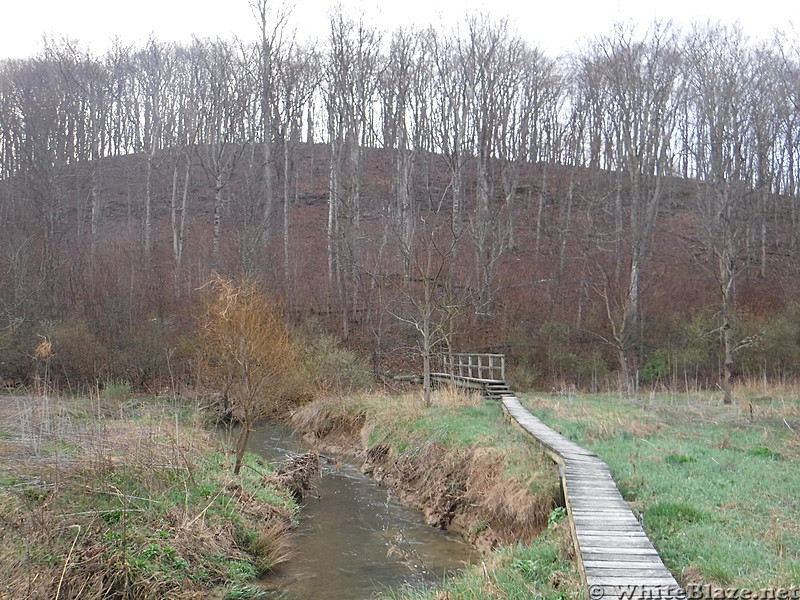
[248,425,477,600]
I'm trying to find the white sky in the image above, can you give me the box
[2,0,797,60]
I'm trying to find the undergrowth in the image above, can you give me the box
[0,393,297,600]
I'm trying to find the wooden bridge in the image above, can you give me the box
[430,352,512,399]
[428,352,686,599]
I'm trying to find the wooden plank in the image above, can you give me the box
[583,559,668,569]
[570,511,640,518]
[572,522,642,530]
[563,472,616,480]
[575,528,646,537]
[563,470,616,479]
[566,487,622,496]
[569,506,633,515]
[586,576,679,586]
[571,521,643,529]
[567,489,625,496]
[582,556,666,566]
[579,546,660,556]
[577,531,652,541]
[568,505,632,513]
[567,493,627,501]
[571,510,639,517]
[577,537,656,550]
[585,566,673,576]
[564,464,610,472]
[568,504,632,511]
[565,482,620,492]
[564,467,613,476]
[564,467,611,475]
[564,477,619,486]
[568,494,627,502]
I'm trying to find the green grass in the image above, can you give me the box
[379,523,581,600]
[348,392,560,496]
[519,390,800,587]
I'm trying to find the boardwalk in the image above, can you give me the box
[501,395,686,600]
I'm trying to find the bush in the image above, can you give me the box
[640,350,669,387]
[49,319,107,389]
[304,333,373,395]
[736,304,800,380]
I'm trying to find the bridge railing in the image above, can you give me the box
[438,352,506,381]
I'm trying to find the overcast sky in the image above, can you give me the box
[2,0,797,59]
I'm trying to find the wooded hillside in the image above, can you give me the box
[2,10,800,396]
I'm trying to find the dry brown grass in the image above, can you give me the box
[430,385,483,408]
[464,447,552,546]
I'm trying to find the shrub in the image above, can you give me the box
[304,333,373,395]
[49,319,107,388]
[640,351,669,387]
[198,277,309,474]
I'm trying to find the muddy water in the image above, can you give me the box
[248,426,477,600]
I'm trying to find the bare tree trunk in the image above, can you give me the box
[234,417,252,475]
[327,139,340,293]
[212,179,225,268]
[171,154,190,298]
[533,164,547,267]
[90,160,102,268]
[144,148,155,264]
[283,138,292,290]
[720,241,735,405]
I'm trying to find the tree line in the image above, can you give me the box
[2,6,800,397]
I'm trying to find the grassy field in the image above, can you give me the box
[7,384,791,599]
[0,391,298,600]
[520,386,800,588]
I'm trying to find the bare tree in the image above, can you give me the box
[192,39,248,269]
[584,23,682,390]
[683,24,758,404]
[275,43,320,289]
[382,215,472,407]
[324,10,381,336]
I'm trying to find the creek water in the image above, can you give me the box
[248,426,477,600]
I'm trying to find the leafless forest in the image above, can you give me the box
[2,7,800,396]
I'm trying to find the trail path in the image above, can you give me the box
[501,395,686,600]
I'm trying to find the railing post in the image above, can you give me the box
[501,355,505,381]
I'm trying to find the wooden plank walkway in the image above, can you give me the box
[501,395,687,600]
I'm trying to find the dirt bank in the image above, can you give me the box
[291,397,562,552]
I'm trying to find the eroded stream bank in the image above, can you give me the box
[248,425,477,600]
[289,397,562,552]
